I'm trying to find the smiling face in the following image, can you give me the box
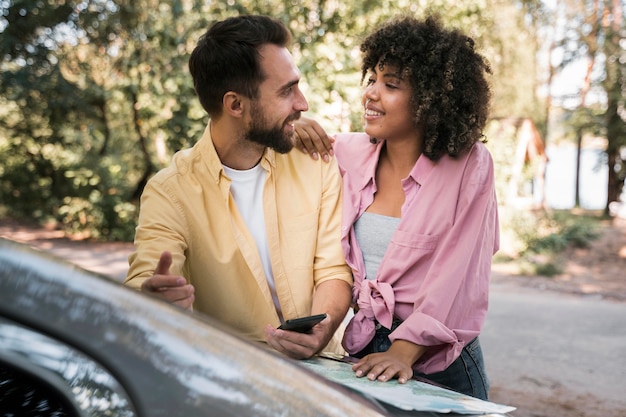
[362,63,416,142]
[244,44,308,153]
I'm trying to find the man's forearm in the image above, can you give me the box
[311,279,352,332]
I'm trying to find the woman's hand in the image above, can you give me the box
[351,340,426,384]
[294,116,335,162]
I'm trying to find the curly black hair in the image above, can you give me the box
[360,15,492,160]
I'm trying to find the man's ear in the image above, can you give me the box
[223,92,245,118]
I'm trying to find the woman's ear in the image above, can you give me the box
[223,91,245,117]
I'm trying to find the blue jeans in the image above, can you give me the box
[352,321,490,400]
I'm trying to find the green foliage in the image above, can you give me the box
[484,118,522,205]
[505,209,601,276]
[58,194,137,241]
[515,210,600,253]
[531,261,562,277]
[486,1,545,121]
[0,0,542,240]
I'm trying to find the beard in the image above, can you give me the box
[246,101,300,154]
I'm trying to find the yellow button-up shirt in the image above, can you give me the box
[125,125,352,344]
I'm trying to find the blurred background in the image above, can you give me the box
[1,0,624,273]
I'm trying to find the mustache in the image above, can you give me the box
[285,112,301,124]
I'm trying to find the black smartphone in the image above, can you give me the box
[278,313,327,333]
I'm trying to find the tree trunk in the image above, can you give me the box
[98,100,110,157]
[602,0,625,216]
[130,91,155,200]
[574,131,582,207]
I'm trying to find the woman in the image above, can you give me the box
[296,15,499,400]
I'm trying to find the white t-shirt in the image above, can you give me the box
[223,164,281,317]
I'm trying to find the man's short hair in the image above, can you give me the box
[189,15,292,118]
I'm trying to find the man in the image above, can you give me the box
[125,15,352,359]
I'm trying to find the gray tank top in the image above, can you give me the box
[354,212,401,280]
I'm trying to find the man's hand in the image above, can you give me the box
[293,116,335,162]
[263,314,333,359]
[140,251,195,310]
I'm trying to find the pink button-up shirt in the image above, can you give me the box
[335,133,499,374]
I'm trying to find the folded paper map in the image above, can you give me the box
[300,355,516,415]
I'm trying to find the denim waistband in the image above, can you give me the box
[374,318,402,332]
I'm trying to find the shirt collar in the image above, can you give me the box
[260,146,276,170]
[359,139,385,191]
[199,123,277,182]
[408,153,437,187]
[362,139,437,189]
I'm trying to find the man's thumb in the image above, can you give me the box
[155,251,172,275]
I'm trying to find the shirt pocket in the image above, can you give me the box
[279,210,319,270]
[385,229,439,267]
